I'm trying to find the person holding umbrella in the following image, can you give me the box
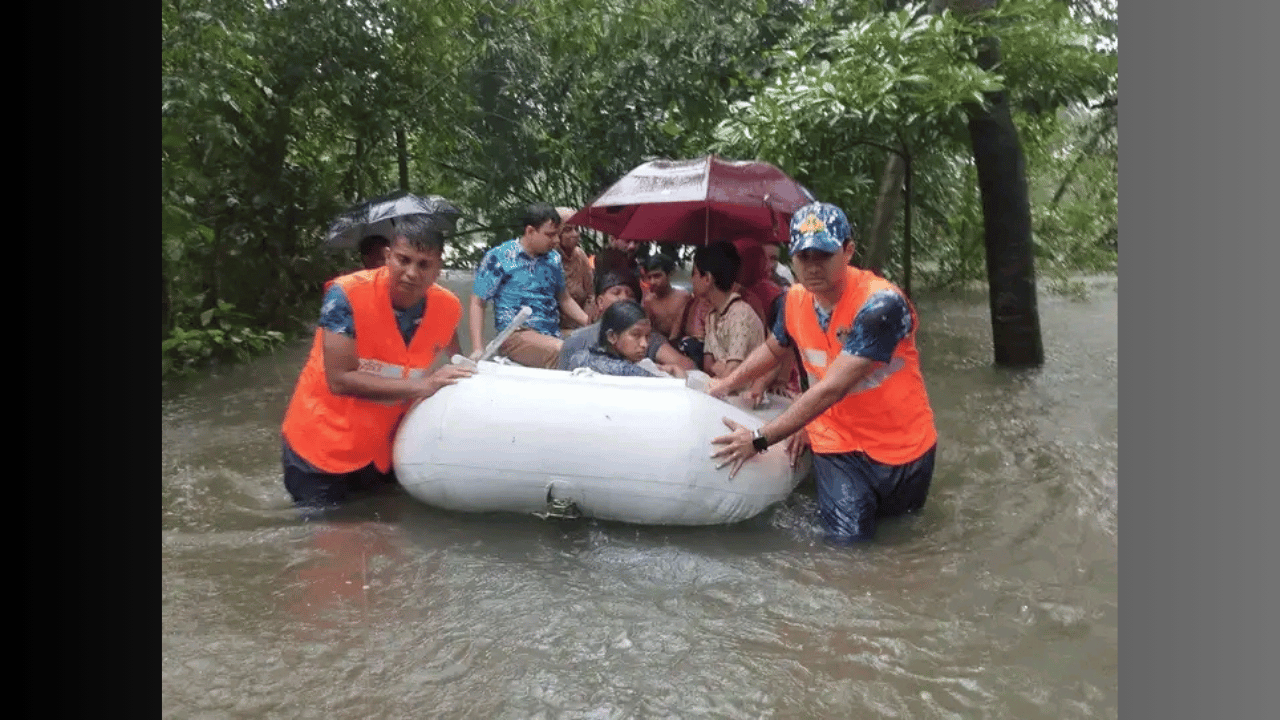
[707,202,938,543]
[281,213,474,512]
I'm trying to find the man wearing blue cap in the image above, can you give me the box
[708,202,938,542]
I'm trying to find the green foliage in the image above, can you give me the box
[161,0,1117,377]
[162,299,286,377]
[709,0,1116,289]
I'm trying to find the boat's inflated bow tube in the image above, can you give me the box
[393,362,808,525]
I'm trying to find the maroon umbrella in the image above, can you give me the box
[567,155,815,245]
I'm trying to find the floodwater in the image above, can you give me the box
[162,271,1117,719]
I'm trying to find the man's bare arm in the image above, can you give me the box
[558,288,590,328]
[654,340,696,371]
[467,294,487,356]
[706,335,787,397]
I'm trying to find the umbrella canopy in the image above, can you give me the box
[326,190,461,249]
[567,155,815,246]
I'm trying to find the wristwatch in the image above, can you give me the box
[751,428,770,453]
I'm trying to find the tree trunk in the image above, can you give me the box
[396,126,409,191]
[162,257,171,338]
[860,154,906,274]
[953,0,1045,366]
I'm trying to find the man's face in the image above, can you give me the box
[595,284,636,313]
[643,269,671,293]
[386,236,444,305]
[557,223,581,252]
[792,242,853,296]
[609,236,638,255]
[690,266,711,298]
[526,220,561,255]
[763,244,780,269]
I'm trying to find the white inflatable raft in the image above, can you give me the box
[392,361,809,525]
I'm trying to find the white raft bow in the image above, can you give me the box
[393,359,810,525]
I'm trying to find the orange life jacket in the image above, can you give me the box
[282,267,461,474]
[784,267,936,463]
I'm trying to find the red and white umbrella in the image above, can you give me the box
[568,155,815,246]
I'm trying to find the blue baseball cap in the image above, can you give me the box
[789,202,853,255]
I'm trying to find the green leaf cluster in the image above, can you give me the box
[162,0,1117,376]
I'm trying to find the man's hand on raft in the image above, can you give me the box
[707,378,764,409]
[710,418,755,479]
[410,364,474,403]
[711,419,809,479]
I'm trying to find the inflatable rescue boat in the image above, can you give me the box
[392,360,809,525]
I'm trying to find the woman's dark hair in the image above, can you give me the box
[596,300,649,354]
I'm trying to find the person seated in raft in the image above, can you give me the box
[640,252,691,339]
[691,241,767,380]
[557,270,695,373]
[563,300,689,378]
[468,203,591,369]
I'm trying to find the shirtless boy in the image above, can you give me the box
[640,254,690,339]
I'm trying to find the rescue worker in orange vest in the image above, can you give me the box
[708,202,938,542]
[281,213,474,511]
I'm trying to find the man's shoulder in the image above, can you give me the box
[486,238,522,261]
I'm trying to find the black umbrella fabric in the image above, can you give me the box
[326,191,462,249]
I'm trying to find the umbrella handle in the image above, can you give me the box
[477,306,533,363]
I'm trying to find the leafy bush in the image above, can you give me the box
[162,299,286,376]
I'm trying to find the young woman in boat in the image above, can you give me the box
[563,300,689,378]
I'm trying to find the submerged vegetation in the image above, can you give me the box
[161,0,1117,376]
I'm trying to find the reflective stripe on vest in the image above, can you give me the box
[783,267,937,463]
[281,266,461,474]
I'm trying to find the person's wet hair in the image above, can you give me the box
[642,253,676,274]
[358,235,391,257]
[597,300,649,353]
[389,214,445,252]
[520,203,561,233]
[594,269,642,300]
[692,240,740,292]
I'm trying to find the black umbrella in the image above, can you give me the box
[326,191,462,249]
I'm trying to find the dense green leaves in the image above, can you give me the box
[161,0,1117,376]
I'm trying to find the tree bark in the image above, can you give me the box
[953,0,1045,366]
[396,126,409,191]
[860,153,906,274]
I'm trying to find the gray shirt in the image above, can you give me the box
[557,322,665,370]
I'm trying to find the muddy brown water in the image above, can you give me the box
[162,272,1117,719]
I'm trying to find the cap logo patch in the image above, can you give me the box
[797,213,825,235]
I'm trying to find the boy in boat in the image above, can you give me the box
[708,202,938,543]
[469,203,591,368]
[640,253,690,339]
[281,214,474,512]
[691,241,768,385]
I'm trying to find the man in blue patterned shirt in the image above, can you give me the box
[468,203,591,368]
